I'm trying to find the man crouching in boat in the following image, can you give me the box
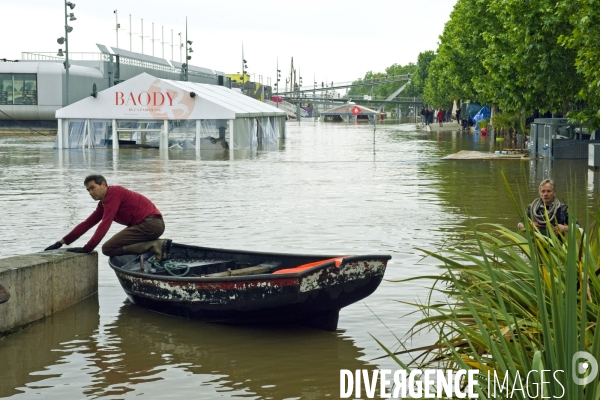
[43,174,171,264]
[517,178,569,236]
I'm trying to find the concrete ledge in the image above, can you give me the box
[0,250,98,336]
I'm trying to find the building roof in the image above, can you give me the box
[320,103,378,116]
[55,73,286,120]
[97,44,226,76]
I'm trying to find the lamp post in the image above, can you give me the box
[57,1,76,106]
[241,44,248,95]
[183,17,193,81]
[313,76,317,119]
[178,32,182,62]
[274,58,280,108]
[298,75,302,124]
[129,14,133,51]
[113,10,120,47]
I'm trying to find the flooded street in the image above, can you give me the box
[0,122,597,399]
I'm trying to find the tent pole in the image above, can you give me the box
[196,120,201,150]
[57,119,63,149]
[229,119,234,161]
[112,119,119,150]
[161,120,169,150]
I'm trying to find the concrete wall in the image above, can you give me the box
[0,250,98,336]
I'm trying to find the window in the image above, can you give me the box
[0,73,37,105]
[0,74,12,105]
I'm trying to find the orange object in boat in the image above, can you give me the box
[273,257,345,274]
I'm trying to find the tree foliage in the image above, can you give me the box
[347,63,418,99]
[557,0,600,127]
[349,0,600,126]
[424,0,489,107]
[423,0,592,125]
[411,51,435,96]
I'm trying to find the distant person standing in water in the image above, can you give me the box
[517,179,570,236]
[44,174,171,263]
[437,108,444,127]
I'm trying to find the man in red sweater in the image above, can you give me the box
[44,175,171,262]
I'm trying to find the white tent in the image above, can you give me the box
[54,73,287,150]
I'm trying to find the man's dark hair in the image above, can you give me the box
[84,174,107,186]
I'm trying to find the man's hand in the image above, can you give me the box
[67,247,89,253]
[553,224,568,234]
[44,242,63,251]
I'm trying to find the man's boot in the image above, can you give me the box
[122,239,171,263]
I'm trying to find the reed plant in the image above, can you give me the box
[378,180,600,398]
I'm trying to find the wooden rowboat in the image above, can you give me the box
[109,243,391,331]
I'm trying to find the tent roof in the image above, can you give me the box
[320,103,378,116]
[55,73,286,120]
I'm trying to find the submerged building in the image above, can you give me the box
[0,44,231,128]
[54,73,286,153]
[320,103,379,122]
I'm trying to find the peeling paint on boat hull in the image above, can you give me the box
[110,246,390,331]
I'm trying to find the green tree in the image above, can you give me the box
[482,0,581,114]
[411,51,436,97]
[423,0,490,107]
[424,0,583,122]
[347,63,417,99]
[558,0,600,127]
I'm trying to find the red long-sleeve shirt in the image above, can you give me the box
[62,186,162,252]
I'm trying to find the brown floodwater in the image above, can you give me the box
[0,122,598,399]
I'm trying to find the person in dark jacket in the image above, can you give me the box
[44,174,171,262]
[517,179,569,236]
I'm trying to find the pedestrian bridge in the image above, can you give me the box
[277,74,411,95]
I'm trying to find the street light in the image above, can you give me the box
[183,18,192,81]
[57,1,76,105]
[114,10,120,47]
[274,61,281,108]
[241,54,248,95]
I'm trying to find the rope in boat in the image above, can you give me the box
[147,256,191,277]
[530,197,561,225]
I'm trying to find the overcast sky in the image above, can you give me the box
[3,0,456,85]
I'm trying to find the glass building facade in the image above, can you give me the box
[0,73,37,105]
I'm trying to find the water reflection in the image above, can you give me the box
[85,302,374,398]
[0,294,99,398]
[1,122,599,398]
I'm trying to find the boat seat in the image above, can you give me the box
[203,261,282,277]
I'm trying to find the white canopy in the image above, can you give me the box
[55,73,286,120]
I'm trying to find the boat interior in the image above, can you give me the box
[110,243,343,278]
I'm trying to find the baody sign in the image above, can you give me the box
[114,79,196,120]
[115,91,176,107]
[340,351,598,399]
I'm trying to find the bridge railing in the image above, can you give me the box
[21,52,106,61]
[277,74,411,94]
[282,95,424,103]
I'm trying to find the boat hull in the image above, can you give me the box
[110,244,390,331]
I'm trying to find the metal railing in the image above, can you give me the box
[21,52,217,80]
[21,52,105,61]
[278,74,411,95]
